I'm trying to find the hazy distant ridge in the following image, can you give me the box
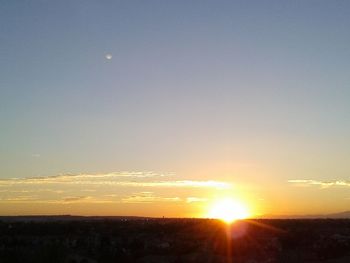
[261,211,350,219]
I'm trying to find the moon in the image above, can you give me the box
[105,53,112,60]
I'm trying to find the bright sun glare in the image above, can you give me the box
[208,198,250,223]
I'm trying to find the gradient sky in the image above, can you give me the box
[1,0,350,217]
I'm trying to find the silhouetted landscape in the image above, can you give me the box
[1,217,350,263]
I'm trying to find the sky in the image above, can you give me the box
[1,0,350,217]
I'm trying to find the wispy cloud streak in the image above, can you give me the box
[186,197,208,203]
[0,172,231,206]
[122,192,181,204]
[288,179,350,188]
[0,173,230,189]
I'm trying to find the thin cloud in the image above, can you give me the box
[288,179,350,188]
[0,173,231,189]
[122,192,181,204]
[0,196,39,202]
[114,180,231,189]
[0,172,168,185]
[186,197,208,203]
[0,172,232,206]
[62,196,89,202]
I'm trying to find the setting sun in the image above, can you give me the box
[208,198,250,223]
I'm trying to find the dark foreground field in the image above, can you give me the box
[1,217,350,263]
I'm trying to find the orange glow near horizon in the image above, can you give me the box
[207,198,250,223]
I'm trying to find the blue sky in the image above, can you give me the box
[1,1,350,216]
